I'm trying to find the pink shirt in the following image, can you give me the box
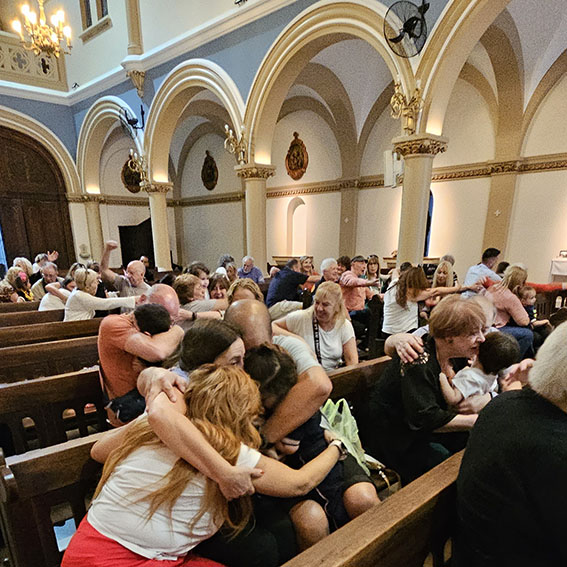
[485,286,530,328]
[339,271,373,312]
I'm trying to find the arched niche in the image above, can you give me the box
[245,0,412,165]
[76,96,143,194]
[144,59,245,183]
[286,196,306,255]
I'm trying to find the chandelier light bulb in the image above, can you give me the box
[21,4,30,15]
[11,19,22,33]
[28,11,37,24]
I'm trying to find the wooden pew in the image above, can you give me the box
[0,437,462,567]
[0,433,104,567]
[0,369,106,455]
[0,336,99,383]
[0,318,101,348]
[0,309,64,328]
[282,451,463,567]
[328,356,391,409]
[0,302,40,314]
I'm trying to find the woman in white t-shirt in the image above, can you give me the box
[273,282,358,371]
[38,276,76,311]
[62,365,344,567]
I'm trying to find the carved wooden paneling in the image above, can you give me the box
[0,127,75,268]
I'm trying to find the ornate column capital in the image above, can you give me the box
[126,69,146,98]
[235,163,276,180]
[144,181,172,194]
[392,133,448,158]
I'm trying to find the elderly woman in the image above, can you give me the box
[455,323,567,566]
[64,268,137,321]
[485,265,533,357]
[273,282,357,371]
[363,295,485,483]
[227,278,264,305]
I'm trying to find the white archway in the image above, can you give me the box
[0,105,80,195]
[144,59,245,183]
[286,196,306,255]
[245,0,413,165]
[76,96,143,194]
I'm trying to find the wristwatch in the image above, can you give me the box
[329,439,348,460]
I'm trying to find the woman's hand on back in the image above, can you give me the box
[385,333,424,363]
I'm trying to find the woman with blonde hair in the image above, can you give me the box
[62,364,344,567]
[432,261,455,289]
[64,268,137,321]
[227,278,264,304]
[273,281,358,371]
[485,265,533,356]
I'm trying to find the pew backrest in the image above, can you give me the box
[0,369,106,455]
[282,451,463,567]
[0,336,99,383]
[0,301,40,314]
[0,309,64,328]
[0,318,101,348]
[0,433,104,567]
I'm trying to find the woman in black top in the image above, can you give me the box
[362,295,485,483]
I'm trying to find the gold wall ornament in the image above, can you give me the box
[127,149,150,188]
[11,0,72,58]
[224,124,247,165]
[390,82,423,136]
[121,158,142,193]
[126,69,146,99]
[285,132,309,181]
[201,150,218,191]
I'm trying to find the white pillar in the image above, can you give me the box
[235,163,275,274]
[392,134,448,265]
[145,182,172,271]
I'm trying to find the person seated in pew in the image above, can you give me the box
[64,268,139,321]
[439,332,520,406]
[454,323,567,567]
[361,296,486,484]
[12,271,34,302]
[245,344,378,550]
[30,261,62,300]
[208,274,230,300]
[62,364,345,567]
[39,275,76,310]
[4,267,32,302]
[237,255,265,284]
[98,284,186,427]
[273,282,358,372]
[100,240,151,298]
[226,278,264,304]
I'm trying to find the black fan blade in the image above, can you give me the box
[418,2,429,15]
[403,16,420,37]
[389,31,406,43]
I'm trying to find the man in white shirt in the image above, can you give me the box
[463,247,501,297]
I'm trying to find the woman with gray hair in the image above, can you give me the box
[455,322,567,567]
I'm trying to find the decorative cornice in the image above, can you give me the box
[393,134,448,157]
[236,164,276,180]
[167,191,243,207]
[67,193,150,206]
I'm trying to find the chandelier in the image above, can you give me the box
[11,0,72,58]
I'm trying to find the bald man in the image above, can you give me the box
[100,240,151,298]
[98,284,184,425]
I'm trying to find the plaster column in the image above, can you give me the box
[393,134,448,265]
[125,0,143,55]
[145,182,172,271]
[338,181,358,257]
[235,163,275,274]
[84,196,104,261]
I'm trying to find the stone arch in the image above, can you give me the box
[0,105,80,196]
[245,0,413,165]
[287,196,306,255]
[145,59,245,183]
[417,0,511,135]
[76,96,143,195]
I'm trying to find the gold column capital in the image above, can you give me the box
[392,133,448,158]
[126,69,145,98]
[235,163,276,180]
[144,182,172,194]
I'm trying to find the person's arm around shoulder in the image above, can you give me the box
[91,419,137,463]
[507,294,530,327]
[253,440,343,497]
[45,282,67,302]
[124,324,184,363]
[384,332,424,363]
[100,240,120,284]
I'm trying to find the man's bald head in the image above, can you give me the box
[224,299,272,350]
[126,260,146,287]
[143,283,180,318]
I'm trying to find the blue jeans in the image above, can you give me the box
[500,325,534,358]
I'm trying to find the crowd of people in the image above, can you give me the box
[3,242,567,566]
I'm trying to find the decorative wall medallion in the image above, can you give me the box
[201,150,218,190]
[121,159,141,193]
[285,132,308,181]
